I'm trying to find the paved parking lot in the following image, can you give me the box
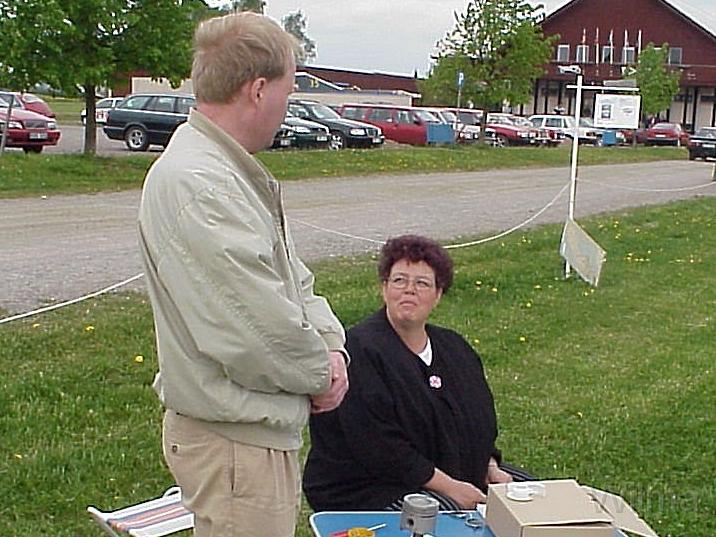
[41,124,162,156]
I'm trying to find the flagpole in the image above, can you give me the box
[566,70,584,278]
[595,27,600,63]
[638,30,642,55]
[609,29,614,64]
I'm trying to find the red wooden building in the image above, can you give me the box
[519,0,716,130]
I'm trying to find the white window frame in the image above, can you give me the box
[576,44,589,63]
[602,45,614,64]
[622,46,636,64]
[557,44,570,62]
[668,47,683,65]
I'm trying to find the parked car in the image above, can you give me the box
[81,97,124,125]
[529,114,601,145]
[687,126,716,160]
[644,122,689,146]
[337,103,441,145]
[486,113,540,146]
[271,123,295,149]
[449,107,484,128]
[103,93,196,151]
[284,113,330,149]
[510,114,561,146]
[579,118,627,146]
[288,99,383,150]
[417,107,479,143]
[442,107,501,143]
[0,91,55,118]
[0,95,60,153]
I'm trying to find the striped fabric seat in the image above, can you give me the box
[87,486,194,537]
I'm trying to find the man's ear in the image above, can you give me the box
[249,77,267,105]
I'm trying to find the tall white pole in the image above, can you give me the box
[565,73,584,277]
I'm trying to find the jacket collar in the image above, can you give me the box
[188,108,277,197]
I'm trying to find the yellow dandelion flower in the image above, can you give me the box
[491,287,498,293]
[32,323,40,328]
[134,355,144,363]
[519,336,527,342]
[85,325,95,332]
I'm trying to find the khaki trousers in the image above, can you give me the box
[162,410,301,537]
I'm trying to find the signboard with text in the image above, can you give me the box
[593,94,641,129]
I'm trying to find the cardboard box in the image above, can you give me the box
[485,479,658,537]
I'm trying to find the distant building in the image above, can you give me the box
[118,65,421,107]
[518,0,716,130]
[297,65,420,94]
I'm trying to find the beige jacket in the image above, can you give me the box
[138,110,345,450]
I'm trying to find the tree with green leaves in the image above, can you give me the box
[229,0,265,13]
[0,0,208,155]
[419,0,556,112]
[282,11,316,64]
[635,43,681,121]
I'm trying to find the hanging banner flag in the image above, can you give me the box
[594,93,641,129]
[560,219,606,287]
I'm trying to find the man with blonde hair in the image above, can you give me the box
[138,12,349,537]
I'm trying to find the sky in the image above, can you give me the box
[214,0,715,76]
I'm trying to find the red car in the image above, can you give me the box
[0,96,61,153]
[645,122,689,146]
[486,113,541,146]
[0,91,56,118]
[337,103,441,146]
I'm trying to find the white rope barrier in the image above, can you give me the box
[444,182,570,249]
[290,218,385,245]
[0,273,144,325]
[290,181,571,250]
[1,174,714,326]
[579,178,716,193]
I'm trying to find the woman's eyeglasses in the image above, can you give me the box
[387,274,435,291]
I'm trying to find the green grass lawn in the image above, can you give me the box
[0,145,687,198]
[1,197,714,536]
[44,96,86,125]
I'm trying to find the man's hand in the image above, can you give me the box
[310,351,348,413]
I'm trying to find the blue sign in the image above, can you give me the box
[457,71,465,88]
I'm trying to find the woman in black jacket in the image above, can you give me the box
[303,234,514,512]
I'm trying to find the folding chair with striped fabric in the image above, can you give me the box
[87,486,194,537]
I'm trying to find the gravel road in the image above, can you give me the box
[2,160,714,315]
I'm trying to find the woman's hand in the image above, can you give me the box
[486,458,513,485]
[424,468,486,509]
[445,479,487,508]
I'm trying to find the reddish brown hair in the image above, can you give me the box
[378,235,453,293]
